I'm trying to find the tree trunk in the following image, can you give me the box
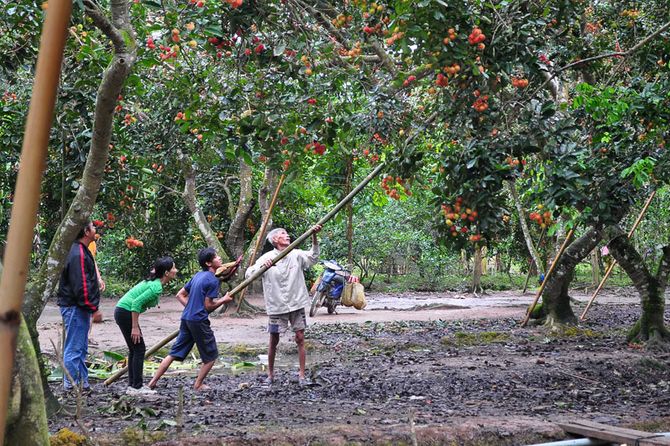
[590,249,600,286]
[607,228,669,346]
[225,160,255,258]
[507,180,544,274]
[258,167,278,225]
[231,168,281,313]
[5,316,49,446]
[178,150,227,259]
[541,228,601,326]
[471,245,483,294]
[20,0,136,411]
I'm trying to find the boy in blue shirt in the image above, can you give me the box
[148,248,232,391]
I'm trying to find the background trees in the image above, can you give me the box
[1,0,668,336]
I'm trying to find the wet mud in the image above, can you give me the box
[47,297,670,445]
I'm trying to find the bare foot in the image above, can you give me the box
[194,384,211,392]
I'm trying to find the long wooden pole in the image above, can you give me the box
[105,161,388,385]
[232,173,286,313]
[0,0,71,441]
[579,191,656,320]
[521,229,575,327]
[522,229,546,293]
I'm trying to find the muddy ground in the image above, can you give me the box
[42,288,670,445]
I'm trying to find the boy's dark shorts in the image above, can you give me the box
[169,319,219,363]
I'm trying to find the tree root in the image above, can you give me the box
[628,323,670,351]
[231,299,264,317]
[543,314,578,329]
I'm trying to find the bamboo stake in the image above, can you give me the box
[521,229,575,327]
[0,0,71,441]
[232,173,286,313]
[105,162,388,385]
[579,191,656,320]
[522,229,546,293]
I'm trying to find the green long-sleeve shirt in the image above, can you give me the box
[116,279,163,314]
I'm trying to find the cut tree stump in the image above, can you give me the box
[559,420,670,445]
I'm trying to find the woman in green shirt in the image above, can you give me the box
[114,256,177,394]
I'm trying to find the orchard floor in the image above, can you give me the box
[40,287,670,446]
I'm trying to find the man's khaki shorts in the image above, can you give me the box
[268,308,307,334]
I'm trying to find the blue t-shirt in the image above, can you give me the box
[181,271,220,321]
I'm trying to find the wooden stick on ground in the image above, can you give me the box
[231,173,286,313]
[579,190,656,321]
[521,229,575,327]
[0,0,72,441]
[105,162,388,385]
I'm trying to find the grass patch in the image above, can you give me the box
[50,428,87,446]
[442,331,511,347]
[626,417,670,434]
[551,326,602,339]
[119,427,166,446]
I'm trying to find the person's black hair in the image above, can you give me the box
[198,248,217,270]
[76,220,92,239]
[147,256,175,281]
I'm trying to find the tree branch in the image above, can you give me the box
[83,0,126,53]
[369,39,397,77]
[531,19,670,98]
[507,179,543,273]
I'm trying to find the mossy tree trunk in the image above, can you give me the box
[606,227,670,346]
[540,228,602,326]
[4,316,49,446]
[20,0,136,413]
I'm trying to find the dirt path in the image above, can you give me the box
[37,288,638,354]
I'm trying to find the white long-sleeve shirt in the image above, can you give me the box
[245,244,320,315]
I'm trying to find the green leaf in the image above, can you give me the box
[231,361,257,371]
[103,350,126,362]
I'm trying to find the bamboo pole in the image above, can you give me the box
[579,191,656,321]
[105,161,388,385]
[521,229,575,327]
[232,173,286,313]
[522,229,546,293]
[0,0,71,441]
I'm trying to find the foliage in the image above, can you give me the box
[0,0,669,296]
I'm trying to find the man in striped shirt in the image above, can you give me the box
[57,220,101,392]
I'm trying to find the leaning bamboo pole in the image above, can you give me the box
[232,172,286,313]
[522,229,546,293]
[579,191,656,321]
[105,162,387,385]
[0,0,72,441]
[521,229,575,327]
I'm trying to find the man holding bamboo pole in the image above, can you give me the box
[245,225,321,387]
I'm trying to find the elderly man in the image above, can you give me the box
[246,225,321,386]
